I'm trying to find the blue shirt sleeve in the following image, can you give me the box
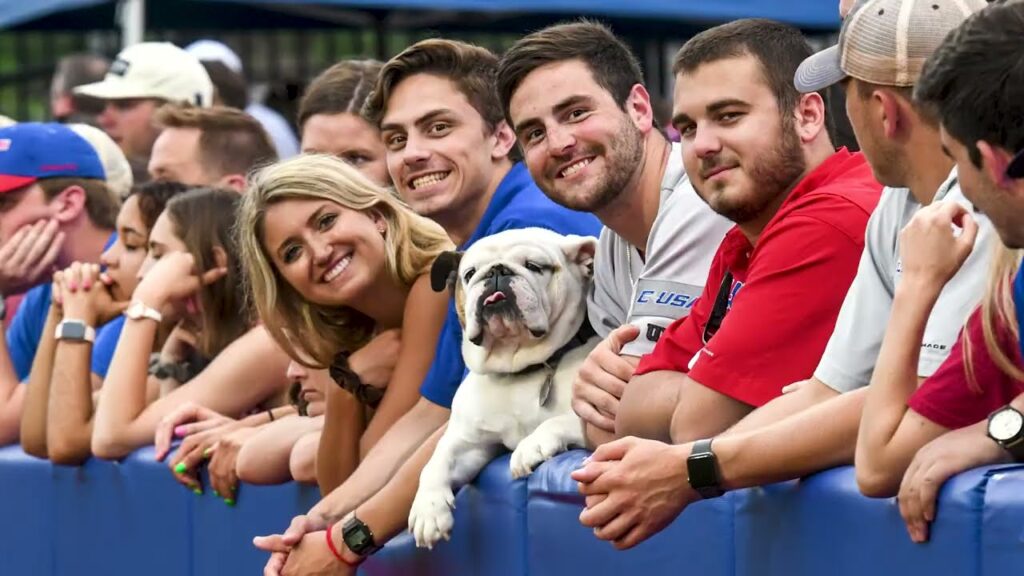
[1015,267,1024,360]
[91,315,125,378]
[418,305,465,409]
[5,285,53,382]
[497,213,602,240]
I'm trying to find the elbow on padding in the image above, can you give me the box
[856,466,900,499]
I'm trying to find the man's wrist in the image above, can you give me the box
[326,523,365,567]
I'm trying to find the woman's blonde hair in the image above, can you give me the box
[238,154,453,367]
[965,243,1024,392]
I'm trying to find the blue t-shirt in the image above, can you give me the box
[6,233,123,381]
[419,163,602,408]
[6,285,125,381]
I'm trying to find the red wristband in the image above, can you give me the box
[325,523,360,567]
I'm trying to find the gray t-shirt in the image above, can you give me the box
[588,142,733,357]
[816,169,994,393]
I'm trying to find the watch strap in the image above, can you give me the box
[325,523,363,567]
[989,406,1024,462]
[54,319,96,343]
[126,301,163,323]
[688,438,726,499]
[1004,436,1024,462]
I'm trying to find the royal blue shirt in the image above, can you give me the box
[1014,267,1024,360]
[419,163,601,408]
[6,234,123,381]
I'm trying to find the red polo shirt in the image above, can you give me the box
[909,307,1024,429]
[635,148,881,407]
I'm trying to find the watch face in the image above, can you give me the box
[687,452,717,486]
[64,323,87,339]
[990,409,1024,442]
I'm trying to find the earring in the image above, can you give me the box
[377,223,386,236]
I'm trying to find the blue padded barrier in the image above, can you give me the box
[50,448,193,576]
[735,467,989,576]
[0,446,55,575]
[979,464,1024,576]
[363,454,528,576]
[191,466,321,576]
[3,445,1024,575]
[525,450,735,576]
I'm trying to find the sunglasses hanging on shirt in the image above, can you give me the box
[702,271,734,345]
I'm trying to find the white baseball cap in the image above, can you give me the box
[185,39,243,74]
[794,0,989,92]
[67,123,133,200]
[74,42,213,107]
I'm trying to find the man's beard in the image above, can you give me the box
[553,117,645,213]
[697,117,807,224]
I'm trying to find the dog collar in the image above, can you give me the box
[517,320,596,407]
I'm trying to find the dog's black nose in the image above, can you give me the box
[484,264,513,279]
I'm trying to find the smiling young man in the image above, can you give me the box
[497,21,732,447]
[570,18,883,549]
[255,39,600,575]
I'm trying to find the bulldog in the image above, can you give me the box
[408,227,599,549]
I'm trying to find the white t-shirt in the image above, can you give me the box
[815,169,994,393]
[588,142,733,357]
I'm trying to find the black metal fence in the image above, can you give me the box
[0,27,521,126]
[0,25,851,148]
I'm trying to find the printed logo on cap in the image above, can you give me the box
[109,58,131,77]
[0,139,10,152]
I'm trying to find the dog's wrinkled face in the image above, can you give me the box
[432,228,596,374]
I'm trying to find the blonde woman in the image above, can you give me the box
[238,153,453,492]
[856,202,1024,505]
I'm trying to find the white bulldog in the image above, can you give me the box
[408,227,599,549]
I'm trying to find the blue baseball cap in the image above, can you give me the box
[0,122,106,194]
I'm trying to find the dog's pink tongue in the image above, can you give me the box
[484,291,507,305]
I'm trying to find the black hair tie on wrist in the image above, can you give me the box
[329,352,385,409]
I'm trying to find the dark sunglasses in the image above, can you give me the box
[702,271,735,344]
[1008,149,1024,179]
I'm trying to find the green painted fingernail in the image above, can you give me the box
[193,488,202,495]
[224,498,235,507]
[213,490,219,497]
[174,462,187,474]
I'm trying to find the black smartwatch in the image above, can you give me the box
[341,514,383,557]
[687,438,726,499]
[987,405,1024,462]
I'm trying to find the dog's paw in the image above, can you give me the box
[408,487,456,549]
[510,433,564,479]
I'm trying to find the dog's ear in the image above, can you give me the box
[430,251,464,293]
[561,235,598,279]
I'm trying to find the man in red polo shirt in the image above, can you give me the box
[610,19,882,444]
[572,19,881,549]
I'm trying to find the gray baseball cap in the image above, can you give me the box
[794,0,990,92]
